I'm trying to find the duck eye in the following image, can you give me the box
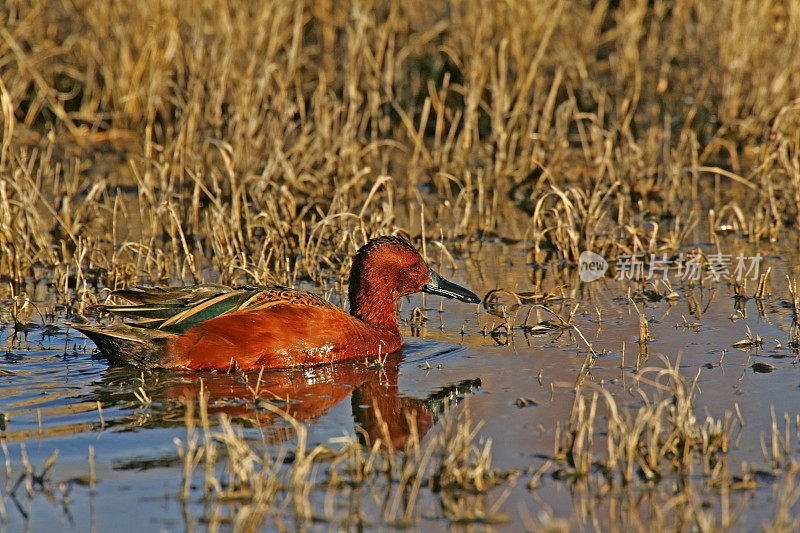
[407,256,416,265]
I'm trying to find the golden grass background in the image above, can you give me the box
[1,0,799,291]
[3,3,800,528]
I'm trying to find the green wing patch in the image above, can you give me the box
[101,284,339,334]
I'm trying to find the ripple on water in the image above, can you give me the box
[400,338,468,364]
[0,348,107,439]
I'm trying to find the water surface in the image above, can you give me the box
[2,240,800,531]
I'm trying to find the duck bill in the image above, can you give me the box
[422,267,481,303]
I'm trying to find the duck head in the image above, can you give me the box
[348,236,480,328]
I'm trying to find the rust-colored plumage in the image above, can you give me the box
[73,236,480,370]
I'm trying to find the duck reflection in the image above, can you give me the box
[98,350,480,449]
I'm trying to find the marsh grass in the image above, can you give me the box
[2,0,800,530]
[5,286,800,528]
[555,357,736,487]
[1,0,799,296]
[172,392,514,529]
[154,355,798,530]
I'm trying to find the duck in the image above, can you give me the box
[73,236,480,370]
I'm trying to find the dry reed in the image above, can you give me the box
[0,0,797,296]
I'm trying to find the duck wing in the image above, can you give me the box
[102,284,338,334]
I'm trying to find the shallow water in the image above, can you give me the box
[2,239,800,531]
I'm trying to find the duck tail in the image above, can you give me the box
[71,323,175,369]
